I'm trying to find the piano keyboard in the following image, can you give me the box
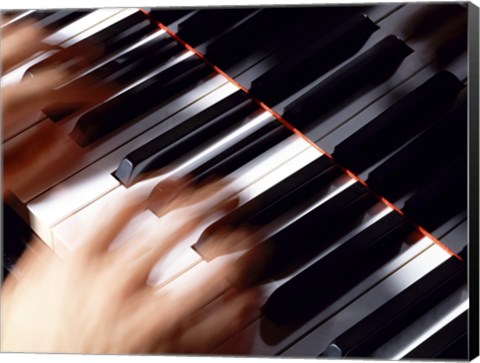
[2,3,476,359]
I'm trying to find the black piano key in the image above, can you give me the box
[3,202,32,280]
[190,124,292,184]
[60,11,154,57]
[100,18,157,54]
[177,9,257,46]
[250,13,379,104]
[263,212,408,324]
[114,91,252,186]
[196,161,345,261]
[333,71,464,174]
[230,182,376,288]
[402,155,467,232]
[44,34,184,122]
[404,310,468,359]
[30,10,151,74]
[282,35,413,129]
[149,9,194,26]
[321,247,467,357]
[366,100,467,202]
[71,57,212,147]
[194,156,337,259]
[205,7,354,71]
[85,34,179,86]
[204,9,285,68]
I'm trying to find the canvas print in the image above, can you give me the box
[1,2,478,359]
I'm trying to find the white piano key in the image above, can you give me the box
[156,252,241,303]
[50,175,165,255]
[28,81,239,245]
[228,135,320,200]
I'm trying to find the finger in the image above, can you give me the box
[194,228,256,261]
[1,21,49,72]
[2,68,68,133]
[120,191,240,288]
[41,76,114,117]
[78,195,148,258]
[3,236,53,293]
[3,123,75,197]
[173,289,261,354]
[139,258,237,341]
[147,177,191,217]
[2,68,110,135]
[150,178,236,217]
[118,207,210,288]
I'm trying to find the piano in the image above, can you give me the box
[2,3,478,359]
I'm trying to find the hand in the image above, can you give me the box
[1,21,107,198]
[1,180,260,353]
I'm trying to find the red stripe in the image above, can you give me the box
[143,10,462,261]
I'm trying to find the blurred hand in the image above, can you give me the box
[1,21,107,198]
[1,180,260,353]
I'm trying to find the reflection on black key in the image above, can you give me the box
[194,156,337,259]
[101,18,157,54]
[114,91,252,186]
[282,36,413,129]
[333,71,464,174]
[263,212,408,324]
[190,123,291,184]
[86,33,183,87]
[367,100,467,202]
[72,57,211,147]
[231,182,376,288]
[250,13,378,104]
[321,248,467,358]
[404,310,467,359]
